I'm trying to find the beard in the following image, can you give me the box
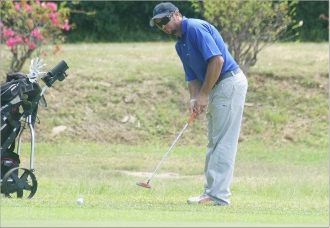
[169,29,176,35]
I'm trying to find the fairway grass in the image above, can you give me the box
[1,141,328,227]
[1,211,327,227]
[0,42,328,227]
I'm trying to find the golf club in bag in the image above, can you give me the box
[136,111,196,188]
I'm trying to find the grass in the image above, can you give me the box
[0,42,329,226]
[1,140,328,227]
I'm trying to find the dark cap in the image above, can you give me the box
[150,2,178,27]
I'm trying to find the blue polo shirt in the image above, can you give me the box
[175,17,238,83]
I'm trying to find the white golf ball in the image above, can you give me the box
[76,198,84,205]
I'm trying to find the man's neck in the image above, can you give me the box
[175,17,183,37]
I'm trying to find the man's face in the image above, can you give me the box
[154,11,177,35]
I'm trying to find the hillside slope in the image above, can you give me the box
[0,42,328,147]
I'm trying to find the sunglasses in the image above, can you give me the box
[156,12,174,28]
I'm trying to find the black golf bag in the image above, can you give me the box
[1,73,38,171]
[0,60,69,198]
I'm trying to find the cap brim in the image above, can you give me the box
[150,12,168,27]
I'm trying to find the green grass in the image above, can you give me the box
[0,42,328,226]
[1,141,328,227]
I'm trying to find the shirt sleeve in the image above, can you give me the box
[188,22,222,62]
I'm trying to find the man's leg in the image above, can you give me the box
[203,72,248,205]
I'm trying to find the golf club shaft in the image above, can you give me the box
[147,112,195,184]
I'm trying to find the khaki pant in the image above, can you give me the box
[203,71,248,205]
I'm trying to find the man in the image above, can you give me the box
[150,2,248,205]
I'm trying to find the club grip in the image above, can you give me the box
[187,111,196,124]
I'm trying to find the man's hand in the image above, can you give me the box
[189,99,196,115]
[194,93,208,116]
[190,56,223,117]
[27,57,47,83]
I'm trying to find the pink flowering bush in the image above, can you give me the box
[1,1,71,73]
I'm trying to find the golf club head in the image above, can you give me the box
[136,182,151,188]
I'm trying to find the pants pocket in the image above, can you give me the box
[220,79,234,99]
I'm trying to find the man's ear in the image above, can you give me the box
[174,10,180,19]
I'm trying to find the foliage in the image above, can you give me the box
[0,0,70,73]
[190,0,299,74]
[63,1,202,43]
[61,1,328,43]
[294,1,329,42]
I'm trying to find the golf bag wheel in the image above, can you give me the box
[1,167,37,199]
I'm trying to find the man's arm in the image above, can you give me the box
[188,79,202,114]
[194,55,224,116]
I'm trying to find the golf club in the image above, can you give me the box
[136,111,196,188]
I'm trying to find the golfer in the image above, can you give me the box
[150,2,248,205]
